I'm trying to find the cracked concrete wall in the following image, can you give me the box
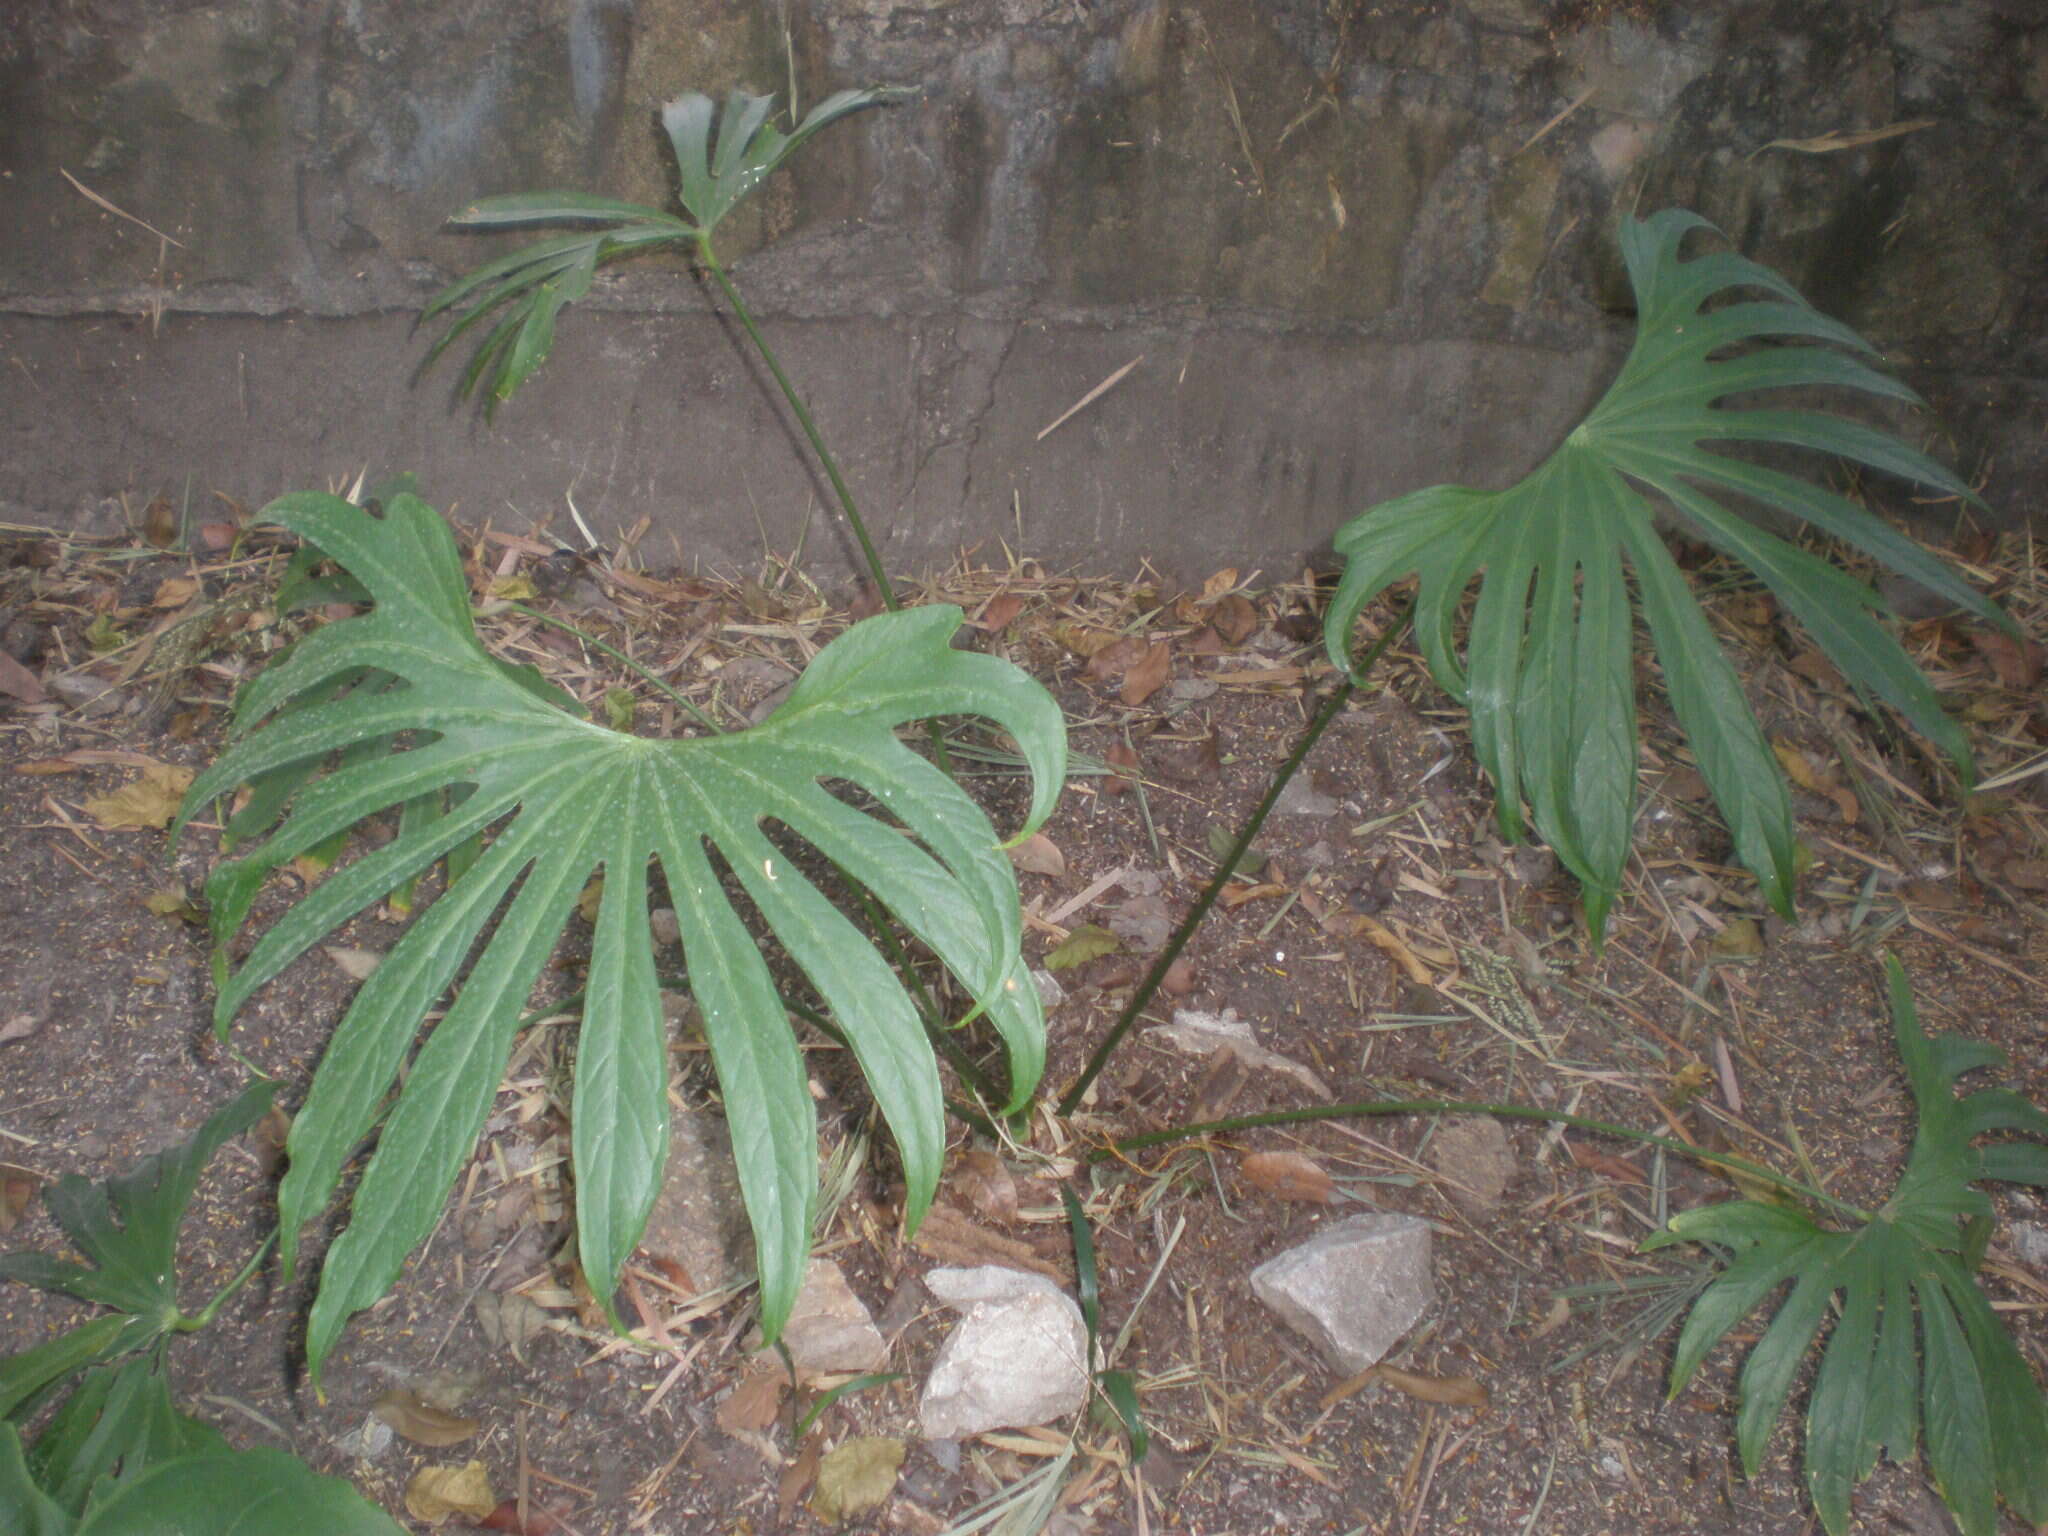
[2,0,2043,580]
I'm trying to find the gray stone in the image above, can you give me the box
[918,1266,1090,1439]
[1273,776,1341,818]
[1249,1214,1434,1374]
[2013,1221,2048,1273]
[1427,1115,1515,1213]
[776,1259,888,1379]
[636,1110,754,1296]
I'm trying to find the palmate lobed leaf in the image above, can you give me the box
[1323,208,2012,938]
[1642,954,2048,1536]
[423,87,902,410]
[176,492,1064,1386]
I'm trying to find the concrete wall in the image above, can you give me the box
[2,0,2043,581]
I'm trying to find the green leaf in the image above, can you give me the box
[0,1319,132,1423]
[422,88,901,409]
[72,1448,405,1536]
[1043,925,1119,971]
[660,88,907,237]
[1651,955,2048,1535]
[1097,1369,1149,1463]
[180,492,1064,1382]
[1323,209,2008,941]
[419,221,689,407]
[0,1085,274,1333]
[0,1424,72,1536]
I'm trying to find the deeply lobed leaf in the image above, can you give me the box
[1323,209,2010,938]
[180,492,1063,1383]
[1643,955,2048,1535]
[423,87,902,409]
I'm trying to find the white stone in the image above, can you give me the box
[919,1266,1090,1439]
[1249,1214,1434,1373]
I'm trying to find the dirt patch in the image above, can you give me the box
[3,519,2045,1534]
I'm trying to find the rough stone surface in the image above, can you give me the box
[1427,1115,1516,1213]
[774,1259,888,1379]
[1250,1213,1435,1374]
[918,1265,1089,1440]
[635,1110,754,1296]
[1,0,2041,563]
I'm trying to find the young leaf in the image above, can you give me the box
[1643,954,2048,1535]
[660,88,907,238]
[176,492,1064,1384]
[423,89,902,410]
[1323,210,2009,939]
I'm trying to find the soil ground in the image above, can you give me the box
[2,513,2044,1536]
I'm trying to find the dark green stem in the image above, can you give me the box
[1089,1099,1870,1223]
[701,243,896,613]
[181,1227,280,1331]
[1056,606,1414,1115]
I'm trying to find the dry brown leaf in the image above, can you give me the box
[716,1363,788,1436]
[1709,917,1764,959]
[976,592,1025,632]
[1754,118,1937,156]
[811,1436,905,1523]
[141,496,179,548]
[1007,832,1067,878]
[778,1435,823,1524]
[1564,1138,1647,1186]
[1218,880,1288,908]
[1660,766,1711,802]
[151,576,201,609]
[1335,912,1433,985]
[373,1388,480,1447]
[82,761,193,830]
[1161,955,1196,997]
[2001,859,2048,892]
[1530,1295,1571,1339]
[954,1144,1020,1225]
[0,1164,38,1233]
[1368,1364,1490,1410]
[1199,568,1240,603]
[1057,624,1123,661]
[1240,1150,1338,1205]
[1786,647,1844,690]
[1209,593,1259,646]
[1120,642,1172,707]
[1771,738,1831,794]
[1970,627,2043,690]
[405,1460,497,1523]
[0,651,45,705]
[476,1498,567,1535]
[1103,740,1140,795]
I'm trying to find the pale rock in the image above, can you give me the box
[1427,1116,1515,1213]
[1274,776,1341,817]
[919,1267,1089,1439]
[1156,1008,1331,1100]
[2013,1221,2048,1273]
[1250,1214,1434,1373]
[1030,967,1066,1011]
[775,1259,888,1379]
[636,1110,754,1295]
